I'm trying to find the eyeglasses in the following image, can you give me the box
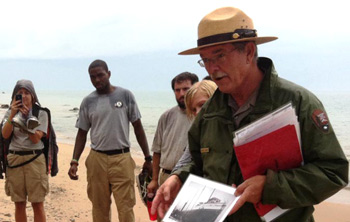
[197,48,238,68]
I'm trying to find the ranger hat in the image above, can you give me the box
[179,7,278,55]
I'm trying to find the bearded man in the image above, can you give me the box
[147,72,198,209]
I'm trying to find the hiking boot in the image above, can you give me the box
[11,113,27,130]
[136,169,152,206]
[27,116,40,129]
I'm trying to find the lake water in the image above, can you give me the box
[1,89,349,180]
[0,90,176,155]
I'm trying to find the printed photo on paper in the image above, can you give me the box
[162,174,240,222]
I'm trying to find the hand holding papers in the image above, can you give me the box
[162,174,241,222]
[233,102,303,222]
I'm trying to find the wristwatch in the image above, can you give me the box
[145,155,153,162]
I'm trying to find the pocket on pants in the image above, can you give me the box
[86,174,93,202]
[5,179,11,196]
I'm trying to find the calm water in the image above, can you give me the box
[1,90,349,178]
[0,90,177,156]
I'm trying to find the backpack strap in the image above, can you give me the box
[7,152,42,169]
[32,105,59,176]
[40,107,59,177]
[32,104,50,141]
[32,103,40,118]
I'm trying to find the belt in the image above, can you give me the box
[94,148,130,155]
[162,168,172,174]
[9,149,43,156]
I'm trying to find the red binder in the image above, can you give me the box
[234,124,303,217]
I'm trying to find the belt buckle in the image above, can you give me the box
[121,148,125,154]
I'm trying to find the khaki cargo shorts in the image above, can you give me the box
[5,153,49,203]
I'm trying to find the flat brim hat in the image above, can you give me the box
[179,7,278,55]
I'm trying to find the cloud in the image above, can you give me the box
[0,0,349,92]
[1,0,349,59]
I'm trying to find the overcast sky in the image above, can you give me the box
[0,0,349,92]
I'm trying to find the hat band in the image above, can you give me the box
[197,29,257,47]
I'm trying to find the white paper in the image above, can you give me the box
[234,102,301,157]
[262,206,288,222]
[162,174,240,222]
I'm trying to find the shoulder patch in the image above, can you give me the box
[311,109,330,133]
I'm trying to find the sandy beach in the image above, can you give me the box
[0,143,349,222]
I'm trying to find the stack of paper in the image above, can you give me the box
[234,103,301,148]
[233,102,303,222]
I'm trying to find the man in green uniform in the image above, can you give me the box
[151,7,349,222]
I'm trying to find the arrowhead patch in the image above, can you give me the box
[311,109,330,133]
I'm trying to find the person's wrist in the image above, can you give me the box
[145,155,152,162]
[70,158,79,166]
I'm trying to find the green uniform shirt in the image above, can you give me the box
[176,57,349,222]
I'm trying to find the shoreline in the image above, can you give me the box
[0,143,349,222]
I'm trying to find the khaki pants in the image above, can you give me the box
[5,153,48,203]
[86,150,136,222]
[157,170,171,222]
[159,170,171,186]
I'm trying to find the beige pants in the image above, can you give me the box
[157,170,171,222]
[5,153,48,203]
[159,170,171,186]
[86,150,136,222]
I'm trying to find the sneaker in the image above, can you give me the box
[27,116,40,129]
[136,169,152,206]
